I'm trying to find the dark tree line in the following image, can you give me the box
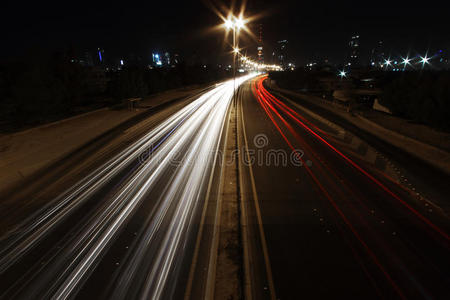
[379,71,450,130]
[0,53,93,128]
[107,64,231,100]
[0,53,231,131]
[269,69,450,131]
[269,69,325,91]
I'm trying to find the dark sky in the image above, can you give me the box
[2,0,449,65]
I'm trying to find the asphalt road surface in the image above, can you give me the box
[1,74,448,300]
[238,75,449,299]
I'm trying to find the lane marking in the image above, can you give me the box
[238,80,277,300]
[236,89,253,300]
[184,93,233,300]
[204,98,234,299]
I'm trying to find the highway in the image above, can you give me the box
[0,74,449,300]
[237,75,449,299]
[0,75,255,299]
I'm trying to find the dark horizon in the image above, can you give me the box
[2,0,449,66]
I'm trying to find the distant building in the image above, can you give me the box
[173,53,180,65]
[348,35,360,67]
[370,41,385,68]
[435,49,449,70]
[164,52,171,65]
[273,40,288,69]
[151,51,180,67]
[152,53,162,66]
[257,24,264,64]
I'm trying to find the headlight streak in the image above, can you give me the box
[52,84,235,298]
[0,74,256,299]
[0,87,223,272]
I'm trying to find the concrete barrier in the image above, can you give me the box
[269,84,450,175]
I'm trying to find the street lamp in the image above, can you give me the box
[420,55,430,67]
[223,14,247,101]
[235,17,244,29]
[383,59,392,70]
[224,19,233,29]
[401,57,411,70]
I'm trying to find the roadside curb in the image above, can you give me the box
[270,89,402,182]
[4,83,218,138]
[0,86,211,194]
[355,114,450,175]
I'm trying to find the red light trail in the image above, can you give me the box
[250,75,450,299]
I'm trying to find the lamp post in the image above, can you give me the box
[224,15,245,102]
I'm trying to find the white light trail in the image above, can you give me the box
[0,74,256,299]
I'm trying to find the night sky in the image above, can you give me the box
[2,0,449,65]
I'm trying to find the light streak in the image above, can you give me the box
[254,76,449,242]
[252,76,407,299]
[0,74,257,298]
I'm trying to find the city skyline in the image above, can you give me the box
[2,0,449,66]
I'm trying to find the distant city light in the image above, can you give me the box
[120,59,124,66]
[339,70,347,78]
[420,55,430,65]
[233,48,240,54]
[402,57,411,65]
[385,59,391,66]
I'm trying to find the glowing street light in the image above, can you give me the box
[402,57,411,65]
[235,17,245,29]
[223,15,247,31]
[420,55,430,66]
[385,59,392,66]
[339,70,347,78]
[222,13,249,101]
[224,19,233,29]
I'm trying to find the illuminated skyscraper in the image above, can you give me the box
[273,40,288,69]
[257,24,264,64]
[152,53,162,66]
[370,41,385,68]
[348,35,360,67]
